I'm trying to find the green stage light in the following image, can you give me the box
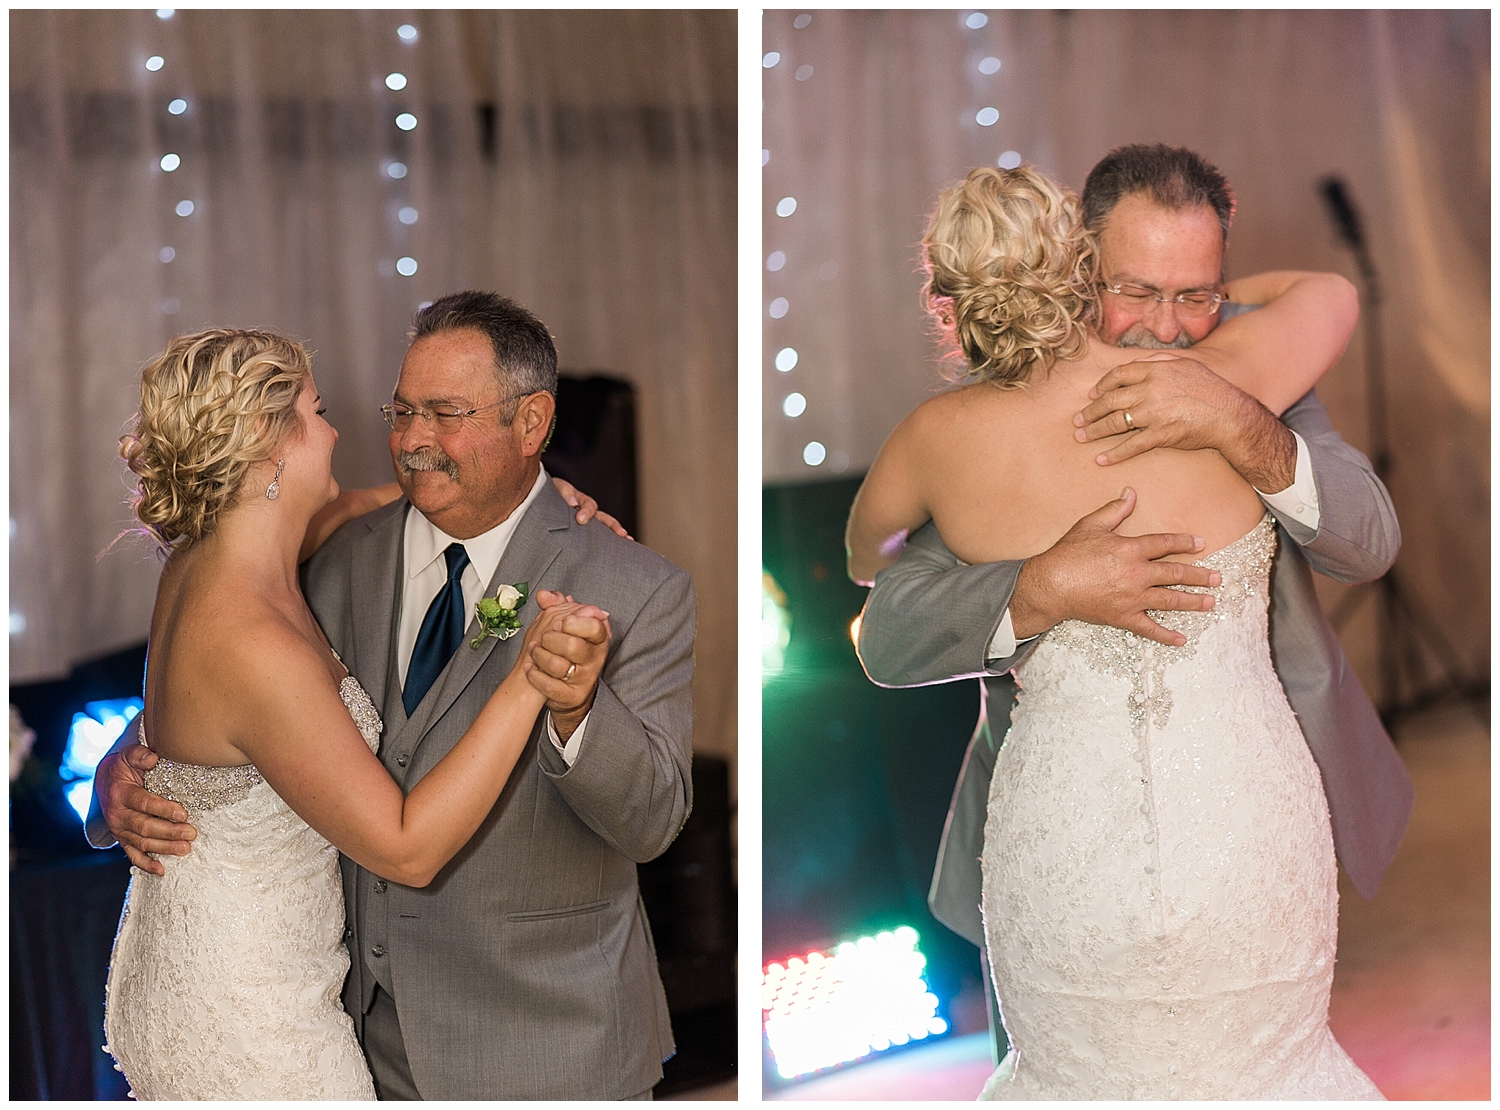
[762,572,792,682]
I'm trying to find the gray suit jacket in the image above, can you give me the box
[302,483,695,1099]
[856,390,1412,948]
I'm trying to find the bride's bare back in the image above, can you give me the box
[907,341,1265,565]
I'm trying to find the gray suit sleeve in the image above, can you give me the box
[1275,390,1400,584]
[535,567,696,863]
[855,522,1033,687]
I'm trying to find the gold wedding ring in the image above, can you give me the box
[565,663,577,681]
[1124,410,1135,430]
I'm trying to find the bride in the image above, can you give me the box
[101,329,610,1099]
[846,166,1382,1099]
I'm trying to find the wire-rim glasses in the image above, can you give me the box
[1101,281,1224,318]
[380,398,521,433]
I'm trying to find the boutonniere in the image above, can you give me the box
[469,582,529,648]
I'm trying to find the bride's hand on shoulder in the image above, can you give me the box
[519,589,611,732]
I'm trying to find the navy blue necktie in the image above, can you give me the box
[403,543,471,716]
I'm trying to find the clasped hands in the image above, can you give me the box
[521,589,611,741]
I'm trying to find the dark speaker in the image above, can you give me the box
[639,755,737,1095]
[544,374,639,540]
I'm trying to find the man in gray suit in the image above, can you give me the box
[97,291,694,1099]
[855,145,1411,1048]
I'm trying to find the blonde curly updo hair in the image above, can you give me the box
[120,328,310,554]
[921,164,1100,387]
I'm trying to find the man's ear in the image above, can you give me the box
[517,392,556,459]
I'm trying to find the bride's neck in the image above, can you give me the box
[198,497,311,596]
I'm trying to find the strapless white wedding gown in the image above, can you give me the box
[103,676,380,1100]
[979,515,1382,1100]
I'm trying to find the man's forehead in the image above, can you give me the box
[1099,199,1223,287]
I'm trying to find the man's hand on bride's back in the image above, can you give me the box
[96,745,198,875]
[1009,488,1222,648]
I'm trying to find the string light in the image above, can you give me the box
[398,206,419,225]
[145,55,164,72]
[397,24,418,43]
[803,441,826,466]
[775,347,798,372]
[795,65,814,81]
[386,161,408,179]
[775,197,797,217]
[763,51,781,68]
[769,297,789,319]
[979,56,1001,74]
[965,12,989,29]
[159,153,181,171]
[999,150,1022,169]
[762,149,771,166]
[385,72,408,91]
[976,107,999,127]
[175,199,194,216]
[158,246,175,263]
[794,13,813,29]
[395,112,418,131]
[156,8,174,18]
[396,256,418,276]
[168,98,188,114]
[783,393,807,417]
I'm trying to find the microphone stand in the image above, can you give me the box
[1318,177,1483,726]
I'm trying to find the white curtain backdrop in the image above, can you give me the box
[11,10,736,767]
[761,8,1488,699]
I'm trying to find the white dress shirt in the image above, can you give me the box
[986,432,1321,661]
[398,467,586,764]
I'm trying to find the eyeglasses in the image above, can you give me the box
[1101,282,1224,318]
[380,398,520,433]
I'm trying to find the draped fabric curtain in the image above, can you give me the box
[761,8,1488,698]
[11,10,736,764]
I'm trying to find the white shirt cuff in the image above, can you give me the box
[986,609,1019,662]
[546,711,587,767]
[1255,430,1320,531]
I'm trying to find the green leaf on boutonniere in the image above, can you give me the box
[469,581,529,649]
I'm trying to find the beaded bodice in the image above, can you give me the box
[1033,513,1277,735]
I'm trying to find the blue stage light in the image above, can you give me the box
[60,699,143,822]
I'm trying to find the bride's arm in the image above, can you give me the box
[845,412,934,586]
[1189,271,1358,415]
[229,598,608,887]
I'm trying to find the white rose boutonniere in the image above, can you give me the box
[469,581,529,648]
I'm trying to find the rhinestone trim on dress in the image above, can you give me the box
[1044,514,1277,734]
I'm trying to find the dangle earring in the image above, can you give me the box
[265,459,285,500]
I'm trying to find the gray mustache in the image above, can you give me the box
[1118,326,1195,350]
[398,450,459,481]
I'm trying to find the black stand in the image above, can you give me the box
[1318,178,1486,726]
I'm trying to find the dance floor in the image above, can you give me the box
[768,699,1490,1101]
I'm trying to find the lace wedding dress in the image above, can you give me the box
[103,675,381,1100]
[980,515,1382,1100]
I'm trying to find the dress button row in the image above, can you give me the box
[374,880,388,893]
[371,945,386,958]
[395,755,409,767]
